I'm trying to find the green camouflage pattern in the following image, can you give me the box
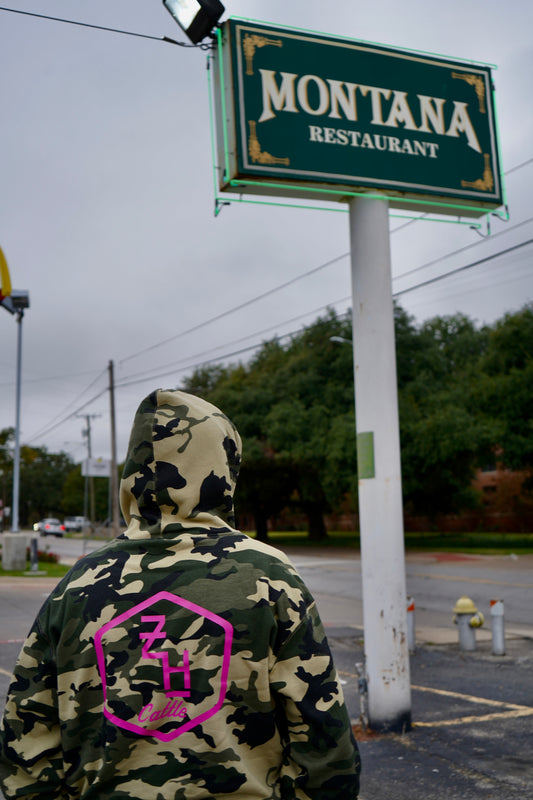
[0,389,360,799]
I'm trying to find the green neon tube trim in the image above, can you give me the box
[213,192,485,229]
[227,16,498,69]
[227,178,493,216]
[490,86,510,221]
[216,26,231,183]
[206,54,221,203]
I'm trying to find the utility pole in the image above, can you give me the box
[108,360,120,538]
[8,293,30,532]
[77,414,100,526]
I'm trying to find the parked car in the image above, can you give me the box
[64,516,90,532]
[33,518,65,537]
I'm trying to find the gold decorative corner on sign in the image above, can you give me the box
[451,71,487,113]
[248,121,290,166]
[243,34,283,75]
[461,153,494,192]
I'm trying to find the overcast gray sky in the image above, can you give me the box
[1,0,532,467]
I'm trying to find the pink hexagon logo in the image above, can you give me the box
[94,591,233,741]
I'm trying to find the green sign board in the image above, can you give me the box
[213,19,502,217]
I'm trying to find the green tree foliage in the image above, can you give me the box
[400,404,493,516]
[475,305,533,472]
[397,310,495,517]
[235,454,295,541]
[0,427,14,496]
[62,465,111,522]
[18,446,74,526]
[184,309,356,540]
[184,303,533,535]
[9,304,529,535]
[0,428,14,527]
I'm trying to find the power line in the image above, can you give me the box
[26,369,108,442]
[117,301,351,386]
[115,314,349,391]
[0,367,101,389]
[3,0,530,362]
[394,216,533,283]
[116,342,276,391]
[118,162,532,368]
[117,237,533,387]
[118,252,349,365]
[394,238,533,298]
[505,157,533,176]
[404,261,532,312]
[26,386,109,445]
[11,222,533,445]
[0,6,199,47]
[389,157,532,234]
[6,217,530,424]
[22,234,533,446]
[118,223,533,370]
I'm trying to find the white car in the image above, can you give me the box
[64,516,90,532]
[33,518,65,537]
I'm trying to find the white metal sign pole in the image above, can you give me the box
[349,195,411,732]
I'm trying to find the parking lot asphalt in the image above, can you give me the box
[330,625,533,799]
[1,565,533,799]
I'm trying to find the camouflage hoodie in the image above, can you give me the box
[0,389,360,799]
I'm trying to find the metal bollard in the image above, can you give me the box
[29,536,39,572]
[490,599,506,656]
[453,595,484,651]
[407,597,416,653]
[354,662,369,731]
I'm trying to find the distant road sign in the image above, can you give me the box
[82,458,111,478]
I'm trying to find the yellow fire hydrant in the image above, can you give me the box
[453,595,484,651]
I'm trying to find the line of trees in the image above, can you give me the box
[1,302,532,535]
[183,303,533,539]
[0,433,110,529]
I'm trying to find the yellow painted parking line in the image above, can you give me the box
[412,683,528,709]
[340,674,533,728]
[414,707,533,727]
[412,684,533,727]
[0,667,13,678]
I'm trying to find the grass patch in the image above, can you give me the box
[248,530,533,554]
[246,530,360,549]
[0,562,71,578]
[404,531,533,554]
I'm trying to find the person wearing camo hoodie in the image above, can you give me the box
[0,389,360,799]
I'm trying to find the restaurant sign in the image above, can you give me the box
[213,19,502,216]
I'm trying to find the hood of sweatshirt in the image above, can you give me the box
[119,389,242,538]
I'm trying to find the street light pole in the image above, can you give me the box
[78,414,100,526]
[11,307,25,533]
[1,246,30,533]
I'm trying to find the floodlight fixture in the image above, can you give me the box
[10,290,30,312]
[163,0,225,44]
[330,336,352,345]
[1,290,29,316]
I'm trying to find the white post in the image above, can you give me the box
[407,597,416,653]
[490,599,505,656]
[349,195,411,732]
